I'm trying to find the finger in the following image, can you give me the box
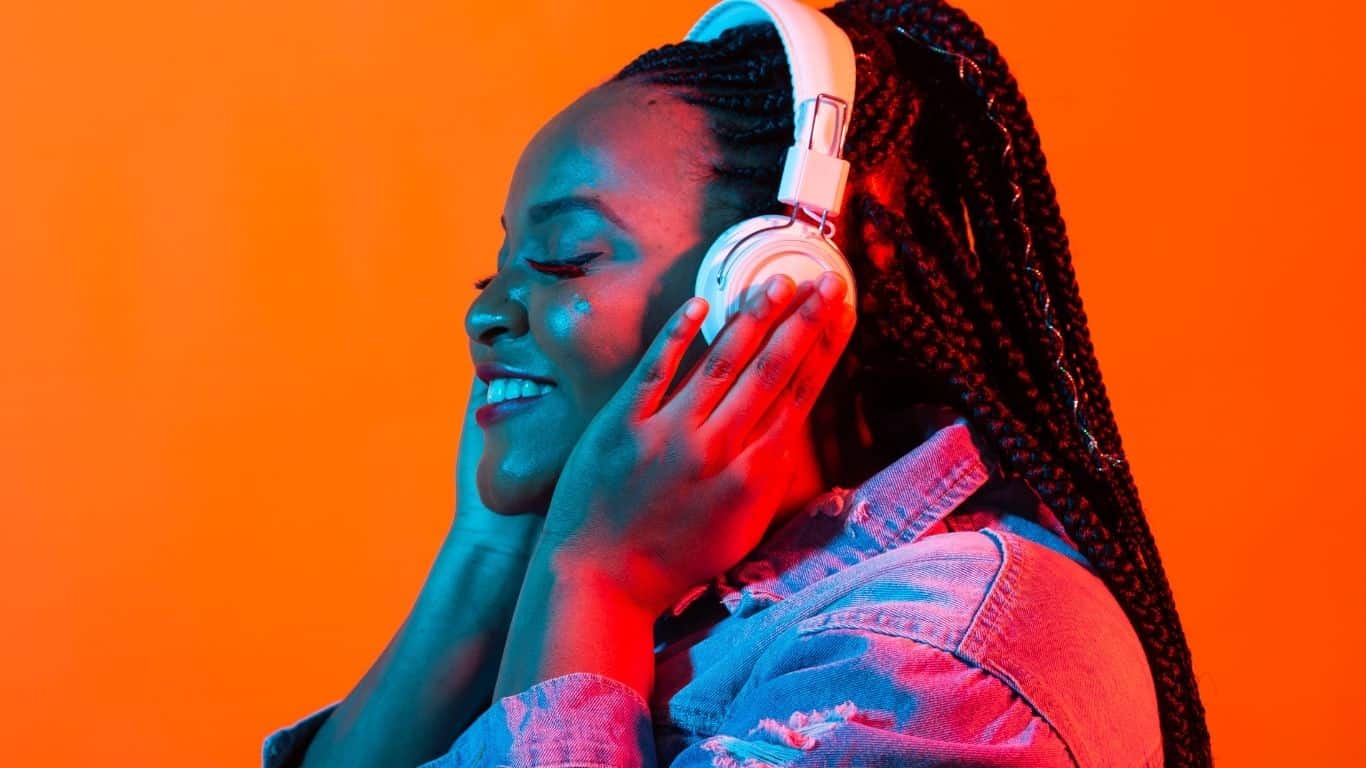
[738,298,857,458]
[620,297,709,419]
[708,271,850,456]
[661,273,798,426]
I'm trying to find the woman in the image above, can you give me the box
[264,0,1211,765]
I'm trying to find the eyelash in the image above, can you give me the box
[473,251,604,290]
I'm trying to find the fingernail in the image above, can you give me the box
[684,298,708,321]
[765,274,794,303]
[817,272,845,303]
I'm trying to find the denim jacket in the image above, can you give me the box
[264,407,1162,767]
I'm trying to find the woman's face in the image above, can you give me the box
[465,81,734,515]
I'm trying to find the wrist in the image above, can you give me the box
[537,535,674,619]
[432,537,538,615]
[494,541,658,701]
[443,532,537,563]
[445,516,544,559]
[546,550,659,623]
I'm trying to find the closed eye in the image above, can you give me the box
[472,252,605,291]
[525,251,605,278]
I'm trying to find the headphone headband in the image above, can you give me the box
[686,0,856,217]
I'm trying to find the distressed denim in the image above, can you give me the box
[264,407,1162,767]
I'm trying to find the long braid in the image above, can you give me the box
[866,5,1212,759]
[611,2,1211,764]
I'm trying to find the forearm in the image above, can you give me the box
[493,542,657,703]
[299,529,531,768]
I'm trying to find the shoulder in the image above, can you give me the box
[796,529,1004,651]
[793,526,1162,767]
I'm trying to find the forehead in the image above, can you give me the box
[503,82,715,231]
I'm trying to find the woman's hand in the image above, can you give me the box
[447,376,543,558]
[537,271,856,617]
[491,271,854,701]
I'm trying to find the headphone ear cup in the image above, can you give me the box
[694,214,856,344]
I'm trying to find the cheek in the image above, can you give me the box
[538,288,649,408]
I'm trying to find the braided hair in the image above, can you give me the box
[611,1,1211,765]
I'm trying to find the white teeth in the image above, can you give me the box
[486,377,555,404]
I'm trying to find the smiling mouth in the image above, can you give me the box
[485,377,554,404]
[476,378,556,428]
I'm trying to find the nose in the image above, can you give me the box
[464,273,530,348]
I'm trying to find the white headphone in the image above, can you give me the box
[686,0,859,344]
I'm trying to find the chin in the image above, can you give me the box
[476,453,558,516]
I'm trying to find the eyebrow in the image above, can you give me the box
[501,195,632,234]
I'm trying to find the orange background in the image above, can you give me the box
[2,0,1361,764]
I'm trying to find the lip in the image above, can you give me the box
[475,362,555,386]
[475,390,550,428]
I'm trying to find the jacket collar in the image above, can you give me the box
[669,405,1014,620]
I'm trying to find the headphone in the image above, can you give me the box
[686,0,859,344]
